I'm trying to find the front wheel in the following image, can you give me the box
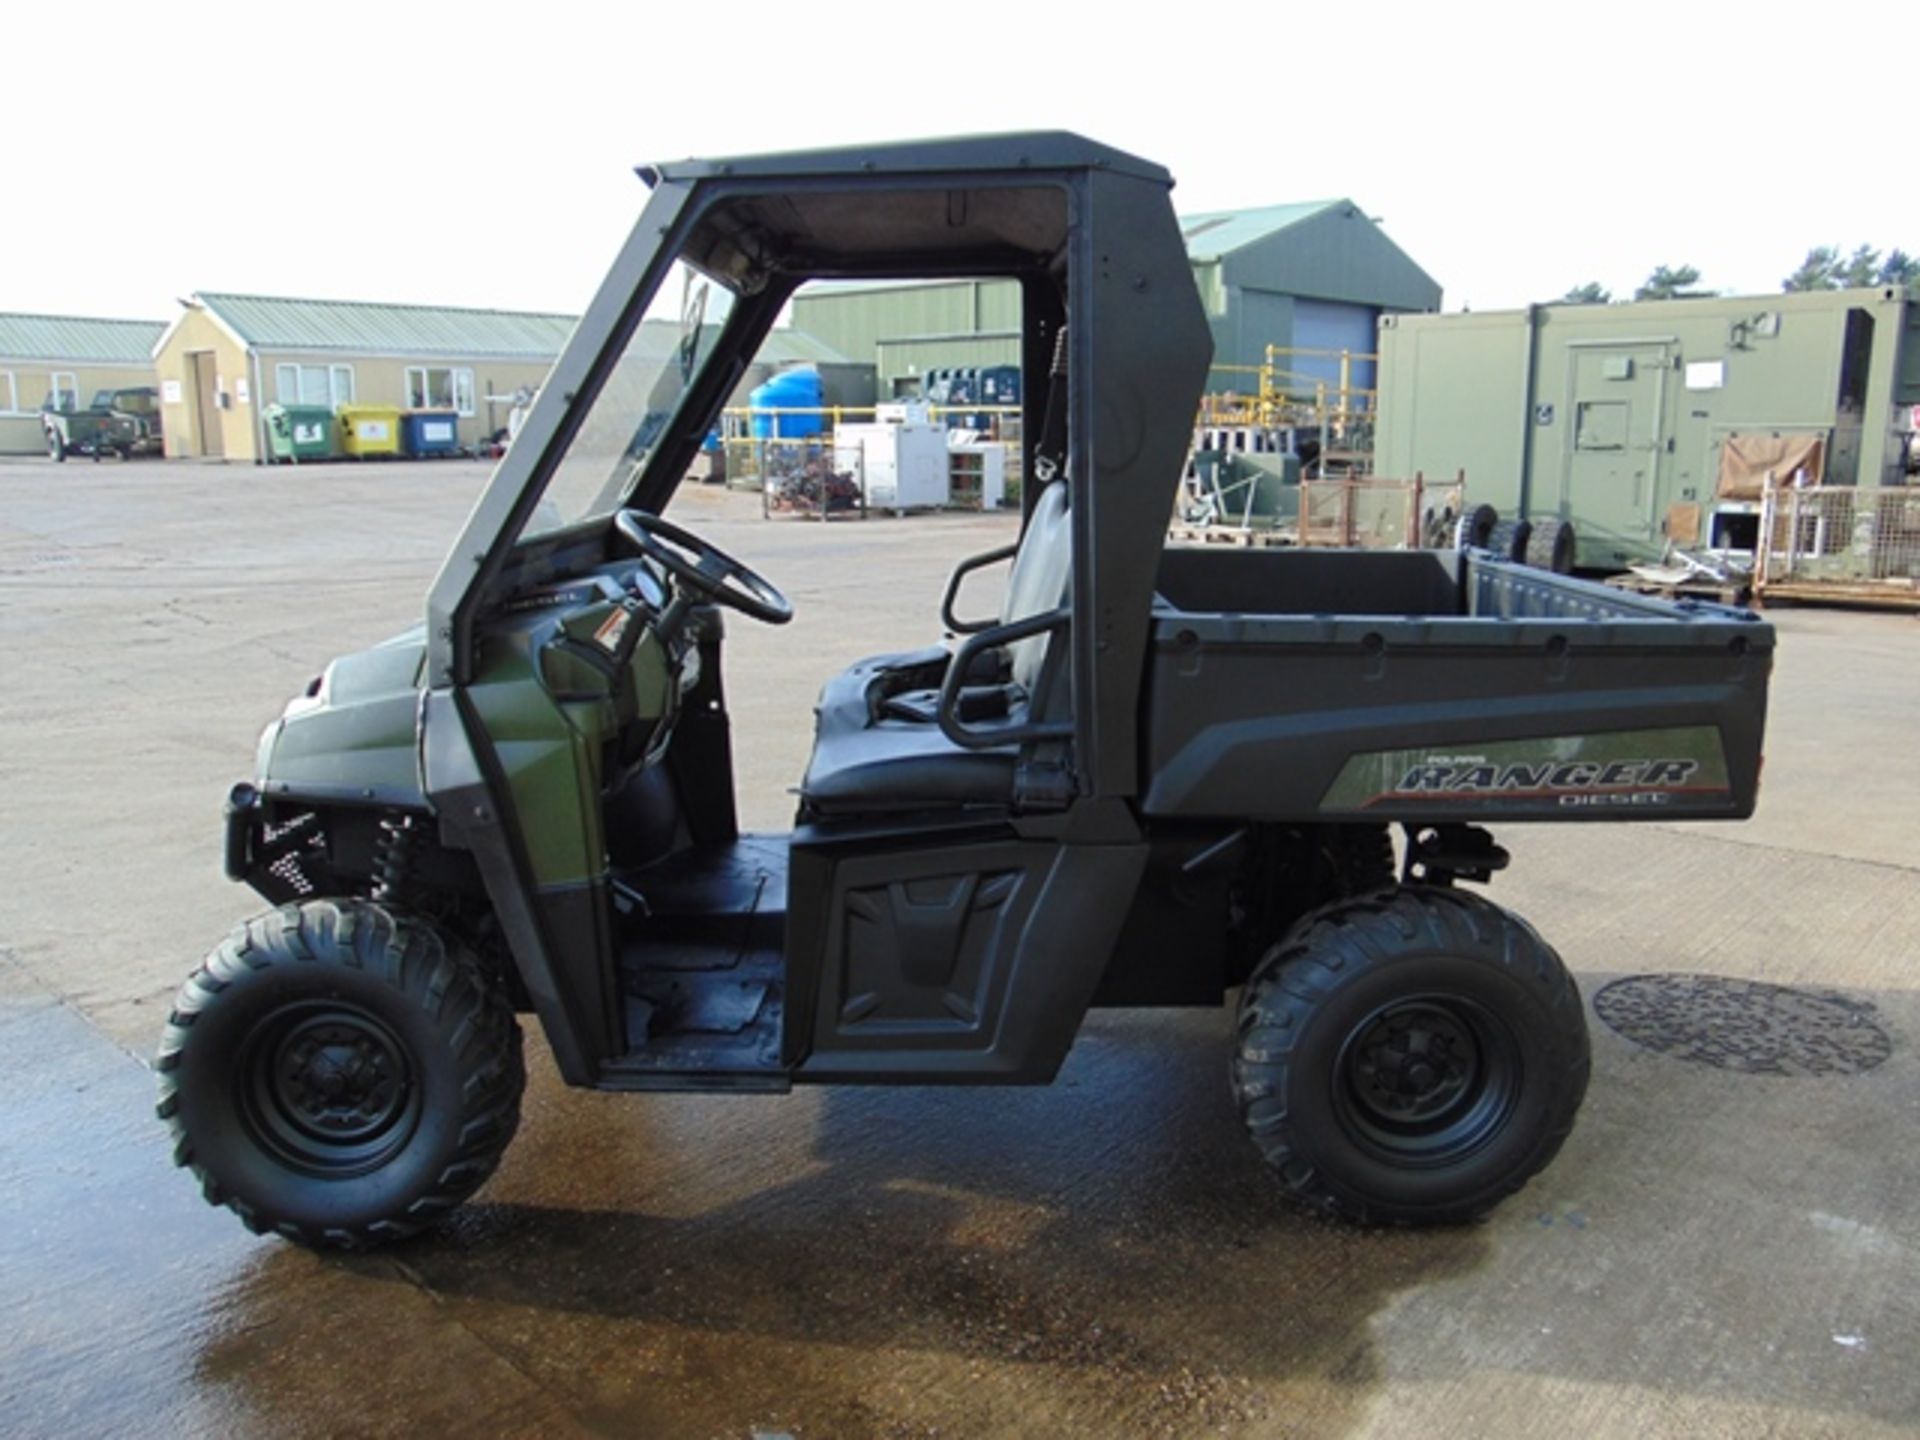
[46,430,65,462]
[156,899,524,1249]
[1233,887,1589,1225]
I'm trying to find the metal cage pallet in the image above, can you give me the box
[1756,484,1920,610]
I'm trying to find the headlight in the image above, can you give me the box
[254,719,282,780]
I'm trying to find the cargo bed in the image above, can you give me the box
[1143,548,1772,822]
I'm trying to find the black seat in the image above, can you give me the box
[800,654,1019,813]
[799,482,1071,816]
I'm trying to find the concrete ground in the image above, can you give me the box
[1,457,1916,1438]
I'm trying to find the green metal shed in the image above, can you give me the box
[790,202,1440,399]
[1180,200,1440,394]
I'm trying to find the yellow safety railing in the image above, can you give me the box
[717,404,1024,437]
[1198,346,1378,442]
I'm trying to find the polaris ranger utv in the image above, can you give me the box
[158,134,1773,1248]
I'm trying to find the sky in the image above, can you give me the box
[10,0,1912,325]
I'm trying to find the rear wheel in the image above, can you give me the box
[1233,887,1589,1224]
[156,899,524,1249]
[1228,825,1396,985]
[46,429,65,462]
[1307,824,1395,902]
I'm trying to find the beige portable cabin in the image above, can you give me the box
[151,293,577,462]
[150,292,868,463]
[0,314,165,454]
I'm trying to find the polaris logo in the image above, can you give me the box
[1395,758,1700,793]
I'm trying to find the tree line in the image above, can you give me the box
[1555,246,1919,305]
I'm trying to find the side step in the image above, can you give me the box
[595,1065,790,1094]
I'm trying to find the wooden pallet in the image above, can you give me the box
[1754,579,1920,611]
[1604,571,1750,606]
[1167,523,1295,549]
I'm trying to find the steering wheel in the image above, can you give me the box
[613,510,793,625]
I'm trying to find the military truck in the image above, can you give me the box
[43,386,163,461]
[156,134,1773,1249]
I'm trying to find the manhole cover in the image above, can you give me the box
[1593,974,1892,1076]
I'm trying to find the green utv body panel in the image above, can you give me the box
[258,628,428,805]
[258,600,677,888]
[464,662,609,890]
[452,595,679,890]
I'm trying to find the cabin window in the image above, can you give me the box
[1574,400,1629,451]
[275,363,355,409]
[404,366,474,416]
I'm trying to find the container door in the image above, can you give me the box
[1560,343,1669,556]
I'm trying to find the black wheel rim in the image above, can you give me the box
[1333,995,1519,1165]
[239,1002,421,1177]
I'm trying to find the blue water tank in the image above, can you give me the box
[749,367,826,439]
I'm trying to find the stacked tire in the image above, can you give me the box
[1456,507,1578,574]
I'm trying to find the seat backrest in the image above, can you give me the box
[999,479,1071,693]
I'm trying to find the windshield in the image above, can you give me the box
[101,389,156,415]
[529,261,737,536]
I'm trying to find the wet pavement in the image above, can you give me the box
[2,459,1918,1437]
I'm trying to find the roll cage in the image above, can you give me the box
[424,131,1213,802]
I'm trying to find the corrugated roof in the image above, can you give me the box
[0,313,166,364]
[592,322,851,365]
[758,329,855,364]
[196,292,580,359]
[189,293,851,366]
[1178,201,1343,262]
[793,203,1347,274]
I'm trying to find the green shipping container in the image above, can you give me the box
[1374,287,1920,569]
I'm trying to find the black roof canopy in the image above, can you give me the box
[646,131,1173,187]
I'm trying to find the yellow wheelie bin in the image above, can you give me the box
[337,404,403,459]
